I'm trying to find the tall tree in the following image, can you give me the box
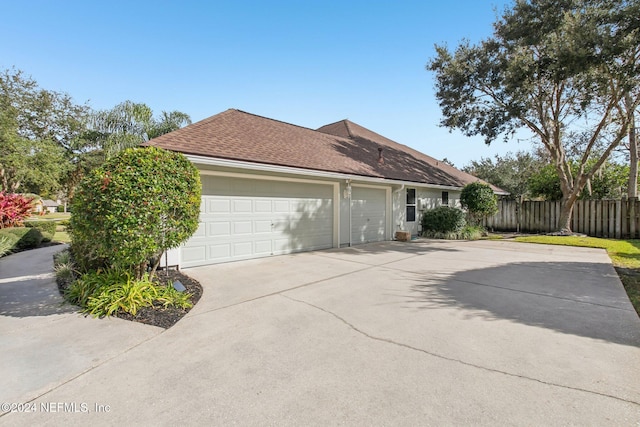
[462,151,542,198]
[0,68,89,196]
[88,101,192,159]
[428,0,640,233]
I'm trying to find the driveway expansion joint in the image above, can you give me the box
[280,294,640,408]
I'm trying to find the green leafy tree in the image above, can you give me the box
[67,102,191,203]
[428,0,640,233]
[529,160,629,200]
[460,182,498,225]
[0,68,88,196]
[70,147,201,278]
[463,151,543,199]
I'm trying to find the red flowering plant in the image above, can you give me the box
[0,192,35,228]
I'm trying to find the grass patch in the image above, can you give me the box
[514,235,640,315]
[54,229,71,243]
[34,212,71,220]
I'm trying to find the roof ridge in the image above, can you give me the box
[343,120,354,139]
[231,109,320,134]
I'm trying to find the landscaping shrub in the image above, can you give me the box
[70,147,201,278]
[86,274,159,317]
[64,268,193,317]
[53,249,76,288]
[0,227,43,250]
[65,268,127,308]
[25,220,56,242]
[421,206,466,235]
[0,192,35,228]
[460,182,498,225]
[0,235,14,257]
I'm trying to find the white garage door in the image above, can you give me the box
[181,176,334,267]
[351,186,387,244]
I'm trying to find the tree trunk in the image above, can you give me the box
[628,111,638,198]
[558,197,574,234]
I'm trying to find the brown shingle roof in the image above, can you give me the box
[144,109,504,192]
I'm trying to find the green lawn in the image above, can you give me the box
[514,235,640,315]
[29,212,71,221]
[54,229,71,243]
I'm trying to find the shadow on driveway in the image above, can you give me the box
[0,245,76,317]
[406,261,640,347]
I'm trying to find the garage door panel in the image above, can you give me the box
[233,199,252,213]
[182,245,206,264]
[192,222,206,238]
[254,220,272,233]
[209,200,229,213]
[209,222,231,236]
[273,200,290,213]
[254,240,272,254]
[254,200,272,212]
[351,187,386,244]
[209,244,231,260]
[233,221,252,234]
[181,176,334,267]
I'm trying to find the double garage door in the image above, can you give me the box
[181,176,334,267]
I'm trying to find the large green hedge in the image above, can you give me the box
[0,227,44,250]
[70,147,201,276]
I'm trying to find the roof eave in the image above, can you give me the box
[186,154,466,191]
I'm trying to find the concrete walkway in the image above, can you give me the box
[1,240,639,425]
[0,245,162,407]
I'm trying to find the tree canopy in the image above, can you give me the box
[0,69,89,196]
[0,68,192,201]
[428,0,640,232]
[88,101,192,159]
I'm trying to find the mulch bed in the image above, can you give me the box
[115,270,203,329]
[57,268,203,330]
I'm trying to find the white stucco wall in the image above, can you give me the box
[392,187,462,237]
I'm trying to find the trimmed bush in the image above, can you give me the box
[0,235,14,257]
[0,227,43,250]
[70,147,201,277]
[25,220,56,242]
[421,206,466,234]
[460,182,498,225]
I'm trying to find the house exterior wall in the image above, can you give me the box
[393,187,462,237]
[174,159,465,266]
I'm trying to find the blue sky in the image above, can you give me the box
[0,0,533,168]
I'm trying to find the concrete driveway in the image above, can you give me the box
[1,240,639,425]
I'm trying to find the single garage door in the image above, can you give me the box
[181,175,334,267]
[351,186,387,244]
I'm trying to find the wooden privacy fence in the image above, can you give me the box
[483,198,640,239]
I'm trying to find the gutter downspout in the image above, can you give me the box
[346,179,352,247]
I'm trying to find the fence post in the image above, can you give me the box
[630,198,637,239]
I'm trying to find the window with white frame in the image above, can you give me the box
[406,188,416,222]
